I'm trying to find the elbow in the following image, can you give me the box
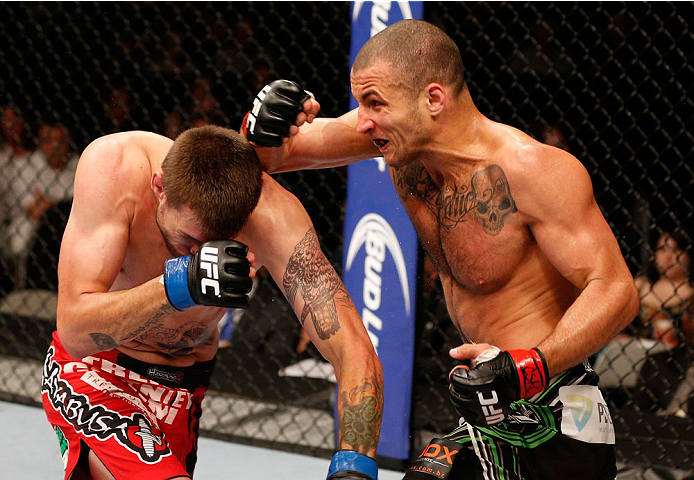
[626,278,640,316]
[56,313,93,360]
[334,339,383,379]
[620,278,641,329]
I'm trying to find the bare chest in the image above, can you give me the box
[394,162,530,291]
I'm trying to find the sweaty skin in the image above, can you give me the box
[57,131,382,456]
[257,65,639,377]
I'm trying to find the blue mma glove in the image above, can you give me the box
[164,240,252,310]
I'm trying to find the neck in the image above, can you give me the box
[420,90,494,183]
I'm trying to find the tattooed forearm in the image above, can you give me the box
[120,303,176,342]
[282,227,348,340]
[139,321,213,356]
[338,375,384,453]
[89,333,118,351]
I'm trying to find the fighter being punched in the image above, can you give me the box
[41,123,382,479]
[246,19,639,480]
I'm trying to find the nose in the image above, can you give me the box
[356,107,374,134]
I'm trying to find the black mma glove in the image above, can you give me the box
[163,240,253,310]
[327,451,378,480]
[448,346,549,427]
[242,79,311,147]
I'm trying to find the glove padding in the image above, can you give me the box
[242,79,311,147]
[327,451,377,480]
[448,347,549,427]
[164,240,253,311]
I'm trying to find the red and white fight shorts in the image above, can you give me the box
[41,331,215,479]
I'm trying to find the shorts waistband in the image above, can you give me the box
[52,331,215,391]
[107,351,216,391]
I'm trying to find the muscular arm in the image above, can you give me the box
[257,109,380,173]
[240,176,383,457]
[56,135,176,359]
[514,147,640,375]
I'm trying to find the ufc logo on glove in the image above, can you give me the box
[198,246,220,296]
[477,390,505,425]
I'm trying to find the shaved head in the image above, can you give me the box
[352,19,466,99]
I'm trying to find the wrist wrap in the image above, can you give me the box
[327,451,377,480]
[164,256,196,311]
[507,348,549,398]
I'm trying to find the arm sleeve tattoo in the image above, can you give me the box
[338,374,384,453]
[282,227,353,340]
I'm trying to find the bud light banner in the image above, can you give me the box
[343,0,423,461]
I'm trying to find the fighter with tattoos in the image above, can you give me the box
[249,20,638,480]
[41,124,382,479]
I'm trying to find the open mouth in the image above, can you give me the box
[373,139,389,150]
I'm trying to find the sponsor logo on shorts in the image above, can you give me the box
[559,385,615,444]
[408,438,459,478]
[42,347,171,463]
[147,366,184,385]
[566,394,593,431]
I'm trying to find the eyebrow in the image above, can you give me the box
[360,90,381,102]
[179,231,204,244]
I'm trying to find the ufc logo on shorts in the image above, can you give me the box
[199,246,220,297]
[477,390,505,425]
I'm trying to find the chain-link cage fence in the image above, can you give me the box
[0,1,692,476]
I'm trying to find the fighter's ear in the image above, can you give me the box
[425,83,446,117]
[151,171,165,200]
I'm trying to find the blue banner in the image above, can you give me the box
[342,1,423,462]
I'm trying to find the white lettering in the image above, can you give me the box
[148,400,170,421]
[362,308,382,350]
[171,390,189,409]
[63,362,88,374]
[164,406,179,425]
[200,246,218,262]
[201,278,220,296]
[370,1,391,36]
[477,390,499,406]
[140,384,167,402]
[100,360,127,378]
[346,214,413,355]
[199,247,221,296]
[478,390,505,424]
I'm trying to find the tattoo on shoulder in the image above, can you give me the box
[392,160,439,214]
[282,227,352,340]
[338,374,384,452]
[89,333,117,351]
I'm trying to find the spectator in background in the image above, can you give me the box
[539,124,570,152]
[102,85,135,133]
[623,228,693,418]
[189,76,226,126]
[162,77,228,137]
[1,104,34,290]
[164,110,186,140]
[5,123,77,285]
[632,229,693,348]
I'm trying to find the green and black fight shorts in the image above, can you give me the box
[405,361,617,480]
